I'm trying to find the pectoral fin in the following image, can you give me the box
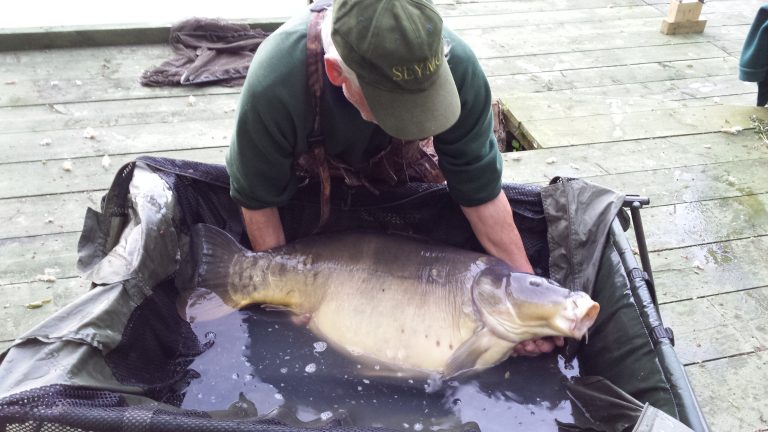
[443,327,516,378]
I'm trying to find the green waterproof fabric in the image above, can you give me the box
[0,282,141,399]
[0,159,708,432]
[558,376,647,432]
[557,376,694,432]
[610,219,708,432]
[542,177,625,296]
[577,240,678,418]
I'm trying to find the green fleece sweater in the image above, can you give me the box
[226,9,501,210]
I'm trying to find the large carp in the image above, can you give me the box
[187,224,599,378]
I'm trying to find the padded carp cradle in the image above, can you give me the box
[0,156,708,431]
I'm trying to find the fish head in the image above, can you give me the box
[472,268,600,343]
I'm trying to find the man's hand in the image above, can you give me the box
[513,336,565,357]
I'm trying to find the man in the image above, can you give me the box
[226,0,561,356]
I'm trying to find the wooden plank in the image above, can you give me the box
[5,132,762,220]
[0,148,227,199]
[480,42,729,76]
[695,23,752,41]
[700,10,756,26]
[0,45,239,107]
[488,58,737,94]
[0,118,235,164]
[652,236,768,302]
[640,0,674,5]
[581,158,768,207]
[0,15,732,82]
[2,1,303,31]
[0,22,282,53]
[687,0,766,14]
[521,105,767,148]
[497,93,749,122]
[711,39,746,57]
[547,74,753,100]
[499,89,757,145]
[659,287,768,364]
[502,131,768,182]
[684,351,768,432]
[505,158,768,213]
[0,94,239,135]
[0,14,730,84]
[0,192,103,240]
[444,5,662,30]
[649,0,765,9]
[456,20,747,59]
[1,149,744,240]
[0,44,179,80]
[437,0,645,17]
[642,193,768,251]
[0,278,90,342]
[0,233,80,286]
[0,0,301,51]
[0,75,236,108]
[706,93,755,105]
[3,17,734,80]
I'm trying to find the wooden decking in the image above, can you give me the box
[1,0,767,430]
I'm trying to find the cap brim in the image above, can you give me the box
[359,63,460,140]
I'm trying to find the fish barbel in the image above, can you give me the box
[188,224,599,377]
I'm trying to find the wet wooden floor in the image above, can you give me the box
[1,0,767,430]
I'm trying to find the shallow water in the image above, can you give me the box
[181,306,579,431]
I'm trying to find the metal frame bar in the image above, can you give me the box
[622,195,658,306]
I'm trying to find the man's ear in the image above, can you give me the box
[324,56,344,86]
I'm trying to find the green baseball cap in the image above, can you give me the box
[331,0,460,140]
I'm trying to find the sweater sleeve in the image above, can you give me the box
[225,16,309,210]
[433,29,502,207]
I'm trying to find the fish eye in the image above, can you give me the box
[528,278,542,287]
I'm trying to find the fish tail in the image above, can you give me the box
[188,223,247,306]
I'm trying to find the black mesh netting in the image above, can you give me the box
[138,156,550,275]
[0,156,549,432]
[1,385,474,432]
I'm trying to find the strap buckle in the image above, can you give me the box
[651,325,675,346]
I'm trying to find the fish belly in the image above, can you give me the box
[305,271,478,374]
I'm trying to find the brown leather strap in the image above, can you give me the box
[306,10,325,140]
[305,8,332,231]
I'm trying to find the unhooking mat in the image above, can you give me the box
[0,156,707,431]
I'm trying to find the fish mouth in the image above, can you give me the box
[568,296,600,339]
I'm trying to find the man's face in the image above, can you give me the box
[325,56,377,124]
[341,80,377,124]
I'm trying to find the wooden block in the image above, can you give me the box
[666,1,703,22]
[661,18,707,35]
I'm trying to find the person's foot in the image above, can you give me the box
[513,336,565,356]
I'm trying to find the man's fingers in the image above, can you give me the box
[513,337,565,357]
[513,340,536,356]
[534,338,555,353]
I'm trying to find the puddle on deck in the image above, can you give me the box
[181,306,579,431]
